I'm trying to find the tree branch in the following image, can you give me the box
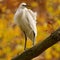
[12,28,60,60]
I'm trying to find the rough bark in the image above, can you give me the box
[12,28,60,60]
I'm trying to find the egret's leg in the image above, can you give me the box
[33,40,35,47]
[33,32,35,47]
[24,33,27,50]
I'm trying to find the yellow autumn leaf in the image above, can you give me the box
[31,1,38,7]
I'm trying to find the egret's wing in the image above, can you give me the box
[28,9,37,20]
[25,9,37,36]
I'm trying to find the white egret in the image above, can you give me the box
[14,3,37,50]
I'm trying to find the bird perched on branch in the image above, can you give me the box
[14,3,37,50]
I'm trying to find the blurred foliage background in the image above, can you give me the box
[0,0,60,60]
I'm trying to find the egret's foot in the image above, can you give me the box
[24,48,29,51]
[32,43,35,47]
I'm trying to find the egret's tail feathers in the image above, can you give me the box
[28,31,36,42]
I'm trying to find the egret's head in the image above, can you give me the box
[19,3,27,8]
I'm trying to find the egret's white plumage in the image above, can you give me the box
[14,3,37,50]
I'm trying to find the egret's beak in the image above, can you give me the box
[23,4,31,9]
[26,5,31,9]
